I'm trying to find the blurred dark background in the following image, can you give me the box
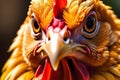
[0,0,120,75]
[0,0,31,75]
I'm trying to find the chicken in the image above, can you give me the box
[1,0,120,80]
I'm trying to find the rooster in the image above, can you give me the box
[1,0,120,80]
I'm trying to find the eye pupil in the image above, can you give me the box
[33,19,39,29]
[86,16,94,29]
[84,16,96,33]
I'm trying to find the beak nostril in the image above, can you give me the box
[46,37,51,42]
[48,37,51,41]
[47,31,51,41]
[64,37,68,41]
[64,37,70,44]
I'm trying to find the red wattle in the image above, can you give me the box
[42,59,52,80]
[35,58,90,80]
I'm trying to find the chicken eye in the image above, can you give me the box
[30,13,42,40]
[31,17,41,33]
[84,16,96,33]
[81,11,100,38]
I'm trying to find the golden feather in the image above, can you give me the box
[30,0,54,29]
[63,0,96,29]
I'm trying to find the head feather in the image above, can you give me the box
[29,0,54,29]
[63,0,97,29]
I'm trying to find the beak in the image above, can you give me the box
[44,30,71,70]
[37,30,86,71]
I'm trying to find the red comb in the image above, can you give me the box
[53,0,67,18]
